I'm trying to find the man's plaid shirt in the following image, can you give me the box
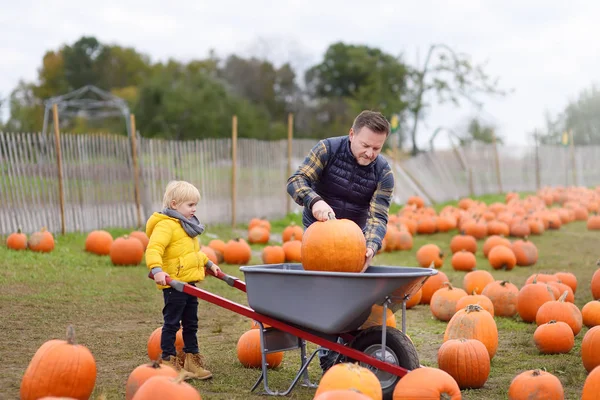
[287,139,394,253]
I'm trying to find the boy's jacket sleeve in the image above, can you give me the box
[145,221,173,270]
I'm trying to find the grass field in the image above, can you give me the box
[1,193,598,399]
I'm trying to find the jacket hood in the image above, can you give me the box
[145,212,176,237]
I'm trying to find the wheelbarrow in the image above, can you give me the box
[149,263,436,400]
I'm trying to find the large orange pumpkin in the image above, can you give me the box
[84,230,113,255]
[437,338,490,389]
[419,270,449,304]
[261,245,286,264]
[282,222,304,242]
[223,238,252,264]
[28,227,55,252]
[430,283,468,322]
[125,360,178,400]
[592,268,600,300]
[314,363,382,400]
[507,369,564,400]
[6,228,27,250]
[301,218,366,273]
[130,374,201,400]
[359,305,396,330]
[416,244,444,268]
[582,300,600,328]
[444,304,498,359]
[582,365,600,400]
[582,326,600,372]
[129,231,150,250]
[463,270,495,295]
[314,389,372,400]
[236,329,283,369]
[392,366,461,399]
[533,320,574,354]
[147,327,184,361]
[20,326,97,400]
[110,235,145,265]
[481,280,519,317]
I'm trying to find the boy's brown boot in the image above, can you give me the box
[183,352,213,380]
[160,355,182,372]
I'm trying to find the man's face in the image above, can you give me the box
[349,127,387,166]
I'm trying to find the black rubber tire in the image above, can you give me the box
[348,326,419,400]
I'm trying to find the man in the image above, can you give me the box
[286,110,395,371]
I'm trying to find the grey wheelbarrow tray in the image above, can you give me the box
[240,263,436,334]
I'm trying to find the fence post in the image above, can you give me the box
[52,104,66,235]
[129,114,142,229]
[492,132,503,194]
[570,129,577,186]
[231,115,238,228]
[286,113,293,215]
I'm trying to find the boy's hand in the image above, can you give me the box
[210,264,222,275]
[154,271,169,286]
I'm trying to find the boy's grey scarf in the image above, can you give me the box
[162,208,205,238]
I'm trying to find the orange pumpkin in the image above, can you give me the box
[84,230,113,255]
[416,244,444,268]
[28,227,55,252]
[449,233,477,254]
[488,245,516,270]
[582,326,600,372]
[314,389,372,400]
[20,326,97,400]
[536,290,582,336]
[451,250,476,272]
[533,320,574,354]
[282,237,302,262]
[511,239,538,266]
[482,235,511,258]
[200,245,218,264]
[444,304,498,359]
[437,338,490,389]
[6,228,27,250]
[406,195,425,208]
[130,374,201,400]
[315,363,382,400]
[223,238,252,264]
[248,226,270,244]
[430,283,468,322]
[463,270,495,295]
[507,369,564,400]
[236,329,283,369]
[282,223,303,242]
[207,239,226,263]
[129,231,150,250]
[592,268,600,300]
[110,235,145,265]
[125,360,178,400]
[420,270,449,304]
[301,218,366,273]
[481,280,519,317]
[261,245,286,264]
[517,281,556,323]
[360,305,396,330]
[582,365,600,400]
[392,366,461,399]
[583,300,600,328]
[147,327,184,361]
[553,271,577,294]
[455,293,494,317]
[248,217,271,232]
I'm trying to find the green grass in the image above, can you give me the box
[1,195,598,399]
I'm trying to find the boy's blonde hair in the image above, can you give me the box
[162,180,201,208]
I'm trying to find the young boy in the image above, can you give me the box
[145,180,221,379]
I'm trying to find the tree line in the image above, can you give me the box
[18,36,599,153]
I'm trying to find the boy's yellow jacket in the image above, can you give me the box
[145,212,209,289]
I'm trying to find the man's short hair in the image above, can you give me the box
[352,110,390,136]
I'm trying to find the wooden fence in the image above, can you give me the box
[1,128,597,235]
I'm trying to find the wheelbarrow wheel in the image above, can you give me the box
[348,326,419,400]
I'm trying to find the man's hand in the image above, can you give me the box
[209,264,222,275]
[361,248,375,273]
[154,271,169,286]
[312,200,335,221]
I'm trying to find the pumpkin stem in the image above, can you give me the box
[465,304,483,313]
[547,320,557,324]
[558,291,568,302]
[532,369,542,377]
[500,280,509,286]
[151,359,162,369]
[66,325,76,345]
[443,281,454,290]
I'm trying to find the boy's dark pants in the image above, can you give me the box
[161,284,199,359]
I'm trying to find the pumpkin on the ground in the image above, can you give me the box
[130,374,201,400]
[129,231,149,250]
[315,363,382,400]
[507,369,564,400]
[6,229,27,250]
[533,320,574,354]
[517,281,556,323]
[110,235,144,265]
[582,326,600,372]
[261,245,286,264]
[314,389,372,400]
[85,230,113,255]
[582,365,600,400]
[360,305,396,330]
[147,327,184,361]
[28,227,55,252]
[392,366,461,399]
[444,304,498,359]
[437,338,490,389]
[451,250,476,272]
[125,360,178,400]
[449,233,477,254]
[481,280,519,317]
[488,245,517,270]
[592,267,600,300]
[416,244,444,268]
[223,238,252,264]
[420,270,449,304]
[463,270,495,295]
[20,326,97,400]
[582,300,600,328]
[554,271,577,293]
[535,291,583,336]
[236,329,283,369]
[301,218,366,273]
[282,222,303,242]
[430,283,468,322]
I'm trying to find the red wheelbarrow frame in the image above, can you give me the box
[149,269,411,391]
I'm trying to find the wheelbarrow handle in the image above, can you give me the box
[147,272,186,292]
[206,267,239,287]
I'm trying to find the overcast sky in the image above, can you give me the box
[1,0,598,147]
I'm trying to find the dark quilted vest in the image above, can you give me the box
[302,136,386,230]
